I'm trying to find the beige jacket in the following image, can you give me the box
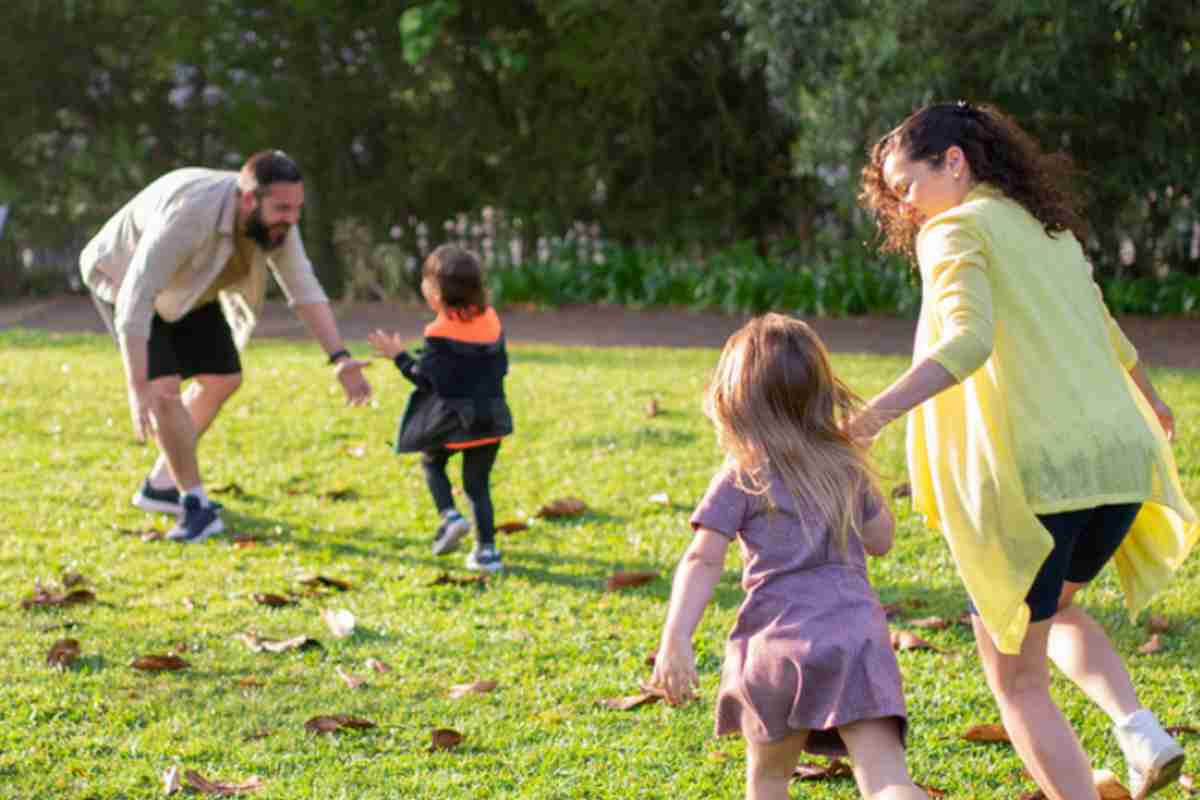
[79,168,328,349]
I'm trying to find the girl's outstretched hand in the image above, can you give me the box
[368,329,406,360]
[648,640,698,706]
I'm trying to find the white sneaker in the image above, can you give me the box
[1113,709,1185,799]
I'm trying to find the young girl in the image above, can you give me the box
[369,245,513,572]
[856,101,1196,800]
[649,314,930,800]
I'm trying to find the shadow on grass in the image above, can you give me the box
[569,428,698,451]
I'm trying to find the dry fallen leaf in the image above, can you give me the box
[962,723,1010,743]
[430,728,465,752]
[335,666,367,689]
[236,633,321,653]
[237,676,262,688]
[131,654,190,672]
[253,593,294,608]
[21,583,96,609]
[163,764,181,795]
[909,616,950,630]
[918,784,947,797]
[1138,633,1164,654]
[304,714,376,734]
[889,630,941,652]
[184,769,264,796]
[46,638,81,669]
[298,575,353,592]
[605,571,659,591]
[449,680,498,699]
[365,658,391,674]
[428,572,488,586]
[231,536,260,549]
[1147,615,1170,634]
[644,398,658,418]
[793,759,853,781]
[1093,769,1132,799]
[321,608,356,639]
[537,497,588,518]
[600,692,662,711]
[496,520,529,534]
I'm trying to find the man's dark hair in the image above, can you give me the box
[240,150,303,195]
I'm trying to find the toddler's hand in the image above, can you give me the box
[368,329,406,360]
[648,641,698,706]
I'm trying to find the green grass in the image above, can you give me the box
[1,329,1197,799]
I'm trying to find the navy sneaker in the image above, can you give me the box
[465,545,503,573]
[431,510,471,556]
[132,479,182,515]
[166,494,224,543]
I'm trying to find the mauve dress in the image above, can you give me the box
[691,467,907,756]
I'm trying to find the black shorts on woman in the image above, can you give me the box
[969,503,1141,622]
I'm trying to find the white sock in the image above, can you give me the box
[148,459,174,491]
[1116,708,1152,728]
[182,486,209,506]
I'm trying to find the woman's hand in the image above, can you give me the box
[367,329,406,360]
[648,638,698,706]
[1150,397,1176,442]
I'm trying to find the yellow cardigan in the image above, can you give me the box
[908,184,1198,654]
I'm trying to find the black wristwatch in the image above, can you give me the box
[327,348,351,365]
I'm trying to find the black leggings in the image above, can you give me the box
[421,442,501,548]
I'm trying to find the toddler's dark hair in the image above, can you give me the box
[423,244,487,319]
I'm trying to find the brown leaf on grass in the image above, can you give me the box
[21,583,96,609]
[253,593,294,608]
[448,680,498,699]
[61,571,86,588]
[1167,725,1199,737]
[429,728,464,752]
[890,482,912,500]
[231,536,260,549]
[319,487,358,502]
[183,769,264,796]
[305,714,376,734]
[605,571,659,591]
[917,784,947,797]
[644,398,658,418]
[1138,633,1164,654]
[365,658,391,674]
[236,633,322,653]
[131,654,190,671]
[1147,614,1170,634]
[496,520,529,534]
[298,575,352,592]
[336,666,367,689]
[889,630,941,652]
[708,750,730,762]
[1092,769,1132,799]
[909,616,950,630]
[537,497,588,518]
[793,759,853,781]
[237,676,263,688]
[428,572,488,587]
[46,638,81,669]
[163,764,182,795]
[962,723,1010,743]
[600,692,662,711]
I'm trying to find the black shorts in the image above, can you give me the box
[94,296,241,380]
[969,502,1141,623]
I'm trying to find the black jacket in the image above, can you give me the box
[392,333,513,453]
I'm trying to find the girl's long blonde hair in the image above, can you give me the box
[704,314,877,551]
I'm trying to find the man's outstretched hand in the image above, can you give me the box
[335,358,372,406]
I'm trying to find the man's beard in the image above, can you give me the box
[244,206,290,251]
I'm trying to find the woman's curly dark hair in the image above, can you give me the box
[859,102,1089,263]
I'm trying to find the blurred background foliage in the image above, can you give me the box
[1,0,1197,314]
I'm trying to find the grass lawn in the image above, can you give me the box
[1,329,1197,799]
